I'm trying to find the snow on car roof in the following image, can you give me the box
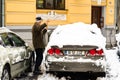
[48,22,106,48]
[0,27,12,33]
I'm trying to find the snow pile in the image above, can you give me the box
[43,22,106,67]
[0,27,11,33]
[0,45,26,64]
[49,22,106,48]
[105,49,120,80]
[0,45,9,63]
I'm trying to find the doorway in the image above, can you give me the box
[92,6,103,28]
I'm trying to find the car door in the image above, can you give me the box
[7,33,27,72]
[1,33,23,73]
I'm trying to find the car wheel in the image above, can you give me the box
[1,66,11,80]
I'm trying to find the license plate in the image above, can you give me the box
[63,51,85,55]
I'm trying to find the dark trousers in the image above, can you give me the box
[34,48,44,72]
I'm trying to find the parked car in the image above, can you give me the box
[0,27,34,80]
[116,33,120,59]
[44,22,106,78]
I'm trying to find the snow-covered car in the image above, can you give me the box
[44,22,106,77]
[0,27,34,80]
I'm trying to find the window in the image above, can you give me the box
[36,0,65,10]
[8,33,25,47]
[1,33,14,46]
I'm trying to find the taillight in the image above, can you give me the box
[96,49,103,55]
[89,49,96,56]
[55,48,61,55]
[88,49,104,56]
[47,48,62,55]
[47,48,54,55]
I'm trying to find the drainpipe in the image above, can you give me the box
[2,0,5,27]
[115,0,116,22]
[0,0,2,27]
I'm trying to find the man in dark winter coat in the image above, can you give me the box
[32,17,49,75]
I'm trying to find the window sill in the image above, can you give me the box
[36,9,68,14]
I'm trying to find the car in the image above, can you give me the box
[44,22,106,78]
[116,33,120,59]
[0,27,34,80]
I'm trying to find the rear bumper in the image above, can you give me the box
[45,61,106,73]
[46,71,106,77]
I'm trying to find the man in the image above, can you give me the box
[32,17,49,75]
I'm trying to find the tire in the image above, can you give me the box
[1,66,11,80]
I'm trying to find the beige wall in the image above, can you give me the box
[5,0,115,26]
[5,0,36,26]
[36,0,115,26]
[91,0,106,6]
[106,0,115,25]
[67,0,91,24]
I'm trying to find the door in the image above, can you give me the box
[92,6,102,28]
[8,33,26,72]
[1,32,27,76]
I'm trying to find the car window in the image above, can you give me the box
[0,33,14,46]
[8,33,25,47]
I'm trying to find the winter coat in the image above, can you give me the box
[32,22,47,49]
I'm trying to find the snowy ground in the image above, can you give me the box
[104,48,120,80]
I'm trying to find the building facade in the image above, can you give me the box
[5,0,116,29]
[3,0,118,46]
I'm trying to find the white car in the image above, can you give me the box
[44,22,106,78]
[0,27,34,80]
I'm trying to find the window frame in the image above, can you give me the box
[0,33,14,47]
[36,0,65,10]
[7,33,25,47]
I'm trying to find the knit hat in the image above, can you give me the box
[36,17,43,22]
